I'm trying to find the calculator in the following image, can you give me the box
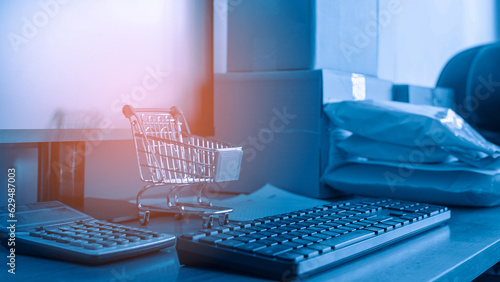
[0,201,176,265]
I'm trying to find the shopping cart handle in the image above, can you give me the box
[123,105,136,118]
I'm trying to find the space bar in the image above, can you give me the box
[321,230,375,250]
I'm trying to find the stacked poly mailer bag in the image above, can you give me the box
[322,100,500,207]
[214,0,394,198]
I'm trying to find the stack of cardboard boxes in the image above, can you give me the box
[213,0,452,198]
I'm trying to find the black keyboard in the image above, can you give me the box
[177,198,450,280]
[0,201,176,265]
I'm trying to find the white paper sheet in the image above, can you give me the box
[128,183,330,221]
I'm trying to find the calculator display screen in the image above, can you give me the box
[0,206,90,230]
[17,207,87,226]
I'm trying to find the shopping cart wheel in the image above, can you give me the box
[174,213,184,220]
[202,216,213,229]
[139,211,150,225]
[218,214,229,226]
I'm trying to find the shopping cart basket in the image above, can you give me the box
[123,105,243,228]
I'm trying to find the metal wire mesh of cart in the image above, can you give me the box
[123,105,243,185]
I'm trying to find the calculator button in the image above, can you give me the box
[70,240,86,247]
[126,236,141,242]
[56,237,71,244]
[62,231,76,236]
[43,234,58,240]
[126,232,153,240]
[83,243,103,250]
[30,231,44,237]
[146,232,160,238]
[102,241,118,247]
[110,238,129,245]
[87,238,104,244]
[87,232,102,237]
[99,230,113,235]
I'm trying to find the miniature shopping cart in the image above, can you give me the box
[123,105,243,228]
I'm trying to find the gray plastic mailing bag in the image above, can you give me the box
[323,100,500,206]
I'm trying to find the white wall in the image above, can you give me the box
[0,0,210,132]
[378,0,498,87]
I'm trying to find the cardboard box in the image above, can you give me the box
[214,70,392,198]
[393,85,455,109]
[224,0,378,75]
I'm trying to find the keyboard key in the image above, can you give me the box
[254,218,271,224]
[255,245,293,257]
[218,239,245,249]
[296,229,318,236]
[322,230,343,237]
[389,211,407,217]
[181,232,206,240]
[267,236,289,244]
[272,227,290,235]
[246,226,267,232]
[384,220,403,228]
[246,233,267,240]
[237,229,257,235]
[212,226,230,233]
[256,239,279,247]
[391,218,410,225]
[267,222,286,228]
[234,222,253,228]
[336,225,357,232]
[400,216,418,223]
[289,239,313,247]
[212,233,235,240]
[281,226,298,232]
[282,241,304,249]
[199,237,222,245]
[321,230,375,250]
[225,231,246,237]
[373,224,394,232]
[224,224,242,231]
[276,252,305,262]
[258,231,278,238]
[369,215,393,223]
[199,229,219,236]
[316,224,334,231]
[291,247,320,258]
[325,221,343,228]
[301,236,323,243]
[363,227,385,235]
[295,222,314,229]
[308,243,331,253]
[235,243,267,253]
[308,227,325,233]
[279,219,297,226]
[310,233,332,240]
[282,234,300,241]
[233,236,257,243]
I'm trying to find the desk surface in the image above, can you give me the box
[2,198,500,281]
